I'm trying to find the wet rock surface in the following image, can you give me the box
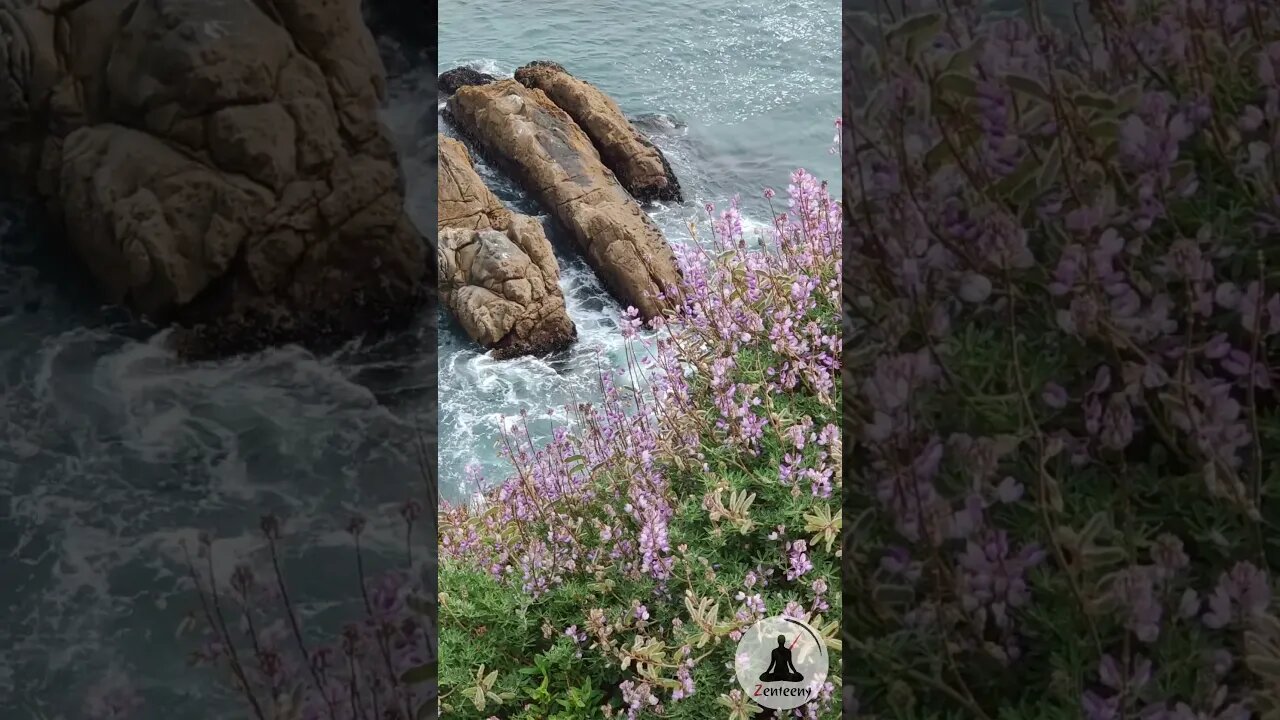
[438,66,496,96]
[438,136,574,358]
[444,77,680,320]
[515,60,682,203]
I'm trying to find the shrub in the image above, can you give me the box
[844,1,1280,718]
[438,168,843,719]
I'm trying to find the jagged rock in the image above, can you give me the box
[445,79,680,320]
[438,135,574,357]
[0,0,427,357]
[439,220,575,359]
[438,136,511,231]
[438,67,495,96]
[515,61,681,203]
[631,112,684,133]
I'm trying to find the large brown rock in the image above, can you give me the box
[438,136,511,231]
[438,136,574,357]
[514,61,681,203]
[445,78,680,321]
[439,220,576,359]
[0,0,427,357]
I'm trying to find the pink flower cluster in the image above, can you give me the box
[441,169,841,599]
[846,0,1280,716]
[441,168,841,716]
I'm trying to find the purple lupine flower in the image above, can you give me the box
[1203,562,1271,628]
[787,539,814,580]
[1109,565,1164,643]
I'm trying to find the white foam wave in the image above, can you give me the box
[433,134,786,494]
[2,321,429,714]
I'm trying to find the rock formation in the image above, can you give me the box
[0,0,427,357]
[438,67,495,96]
[514,61,682,203]
[444,76,680,321]
[439,136,511,231]
[438,136,574,357]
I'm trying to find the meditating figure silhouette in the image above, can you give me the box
[758,634,804,682]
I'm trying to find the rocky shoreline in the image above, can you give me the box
[439,62,683,357]
[514,61,682,203]
[0,0,686,362]
[438,136,576,358]
[0,0,428,358]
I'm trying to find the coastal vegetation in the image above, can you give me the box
[146,164,841,720]
[845,1,1280,716]
[115,78,843,720]
[433,60,841,717]
[436,166,843,719]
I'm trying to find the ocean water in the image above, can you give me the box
[0,50,438,720]
[437,0,841,498]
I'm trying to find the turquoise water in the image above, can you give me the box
[437,0,841,497]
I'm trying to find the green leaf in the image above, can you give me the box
[863,84,887,121]
[935,72,978,97]
[945,38,985,74]
[992,155,1039,198]
[886,12,943,48]
[1115,84,1143,111]
[1088,118,1120,142]
[930,135,962,170]
[1005,73,1051,101]
[1053,69,1085,95]
[1010,175,1043,207]
[1171,161,1196,186]
[1081,545,1126,565]
[527,674,551,701]
[1043,474,1064,512]
[924,127,980,173]
[1245,654,1280,680]
[1080,511,1110,542]
[1072,91,1117,111]
[562,454,588,475]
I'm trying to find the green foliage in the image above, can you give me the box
[845,1,1280,717]
[438,335,843,717]
[439,181,842,717]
